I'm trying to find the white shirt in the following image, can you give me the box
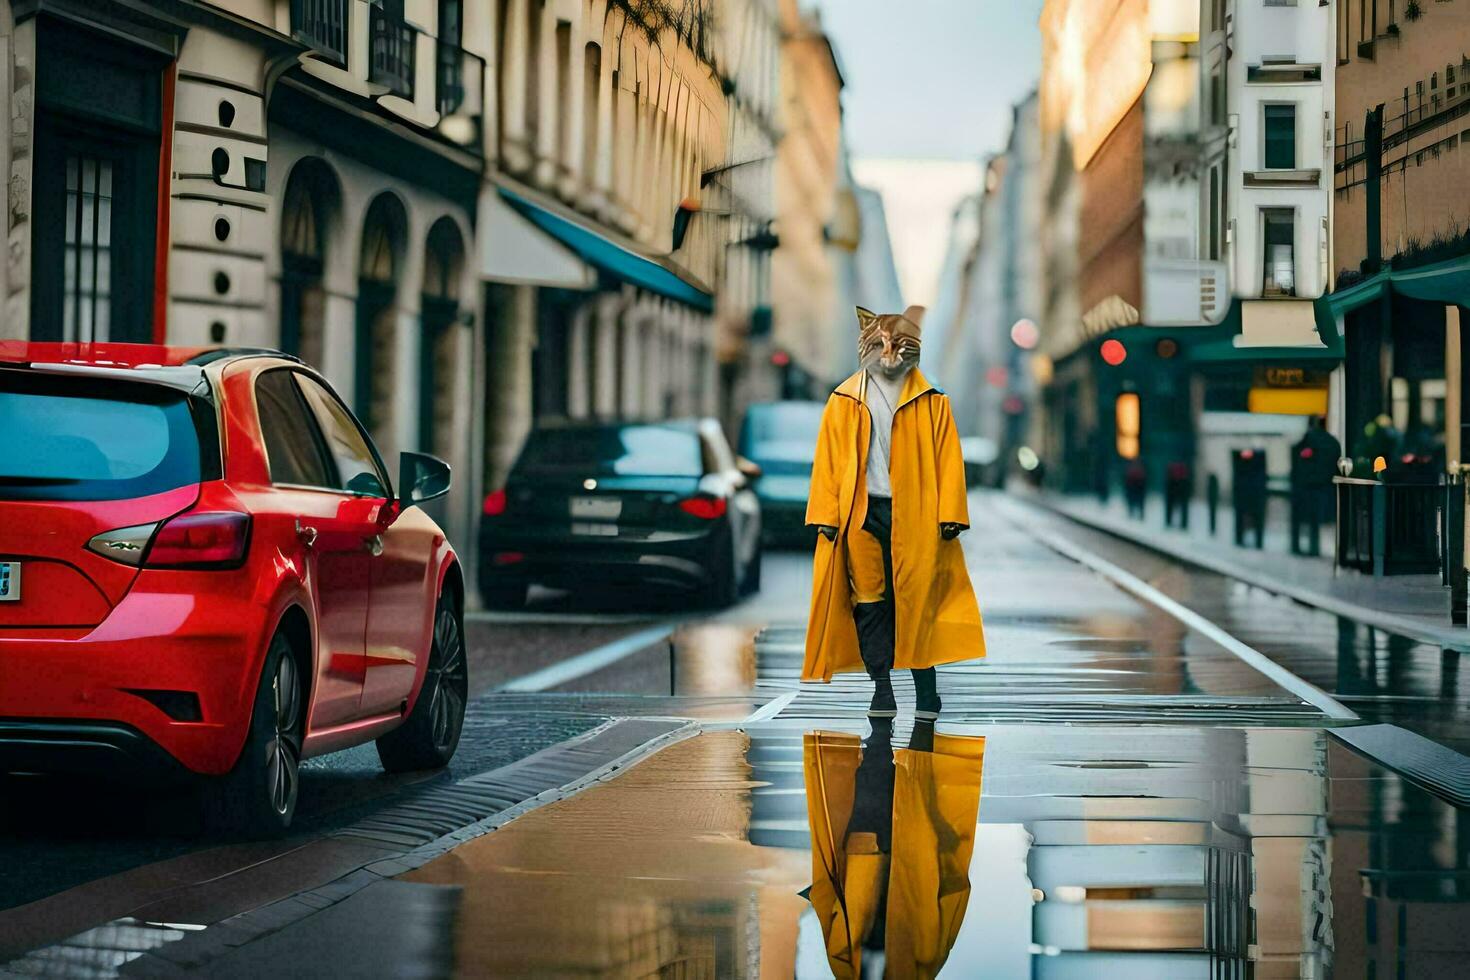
[864,369,906,498]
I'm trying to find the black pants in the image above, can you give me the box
[851,498,937,697]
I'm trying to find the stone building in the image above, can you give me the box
[2,0,485,551]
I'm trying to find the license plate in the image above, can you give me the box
[0,561,19,602]
[571,522,618,537]
[569,496,621,520]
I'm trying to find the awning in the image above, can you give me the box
[1324,253,1470,318]
[1183,297,1345,364]
[498,187,714,312]
[478,188,596,290]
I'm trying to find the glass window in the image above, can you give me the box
[295,374,390,497]
[63,154,113,342]
[255,370,333,488]
[1262,209,1296,297]
[739,401,825,474]
[516,425,703,477]
[1264,104,1296,169]
[0,372,203,502]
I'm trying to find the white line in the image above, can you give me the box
[1002,499,1358,721]
[494,623,676,692]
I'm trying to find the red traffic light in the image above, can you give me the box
[1100,339,1127,366]
[771,349,791,367]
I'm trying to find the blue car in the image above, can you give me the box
[739,400,826,548]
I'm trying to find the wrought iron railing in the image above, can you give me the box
[370,6,417,98]
[291,0,349,66]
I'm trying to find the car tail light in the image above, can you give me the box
[493,551,525,566]
[678,495,727,520]
[483,489,508,516]
[144,512,251,569]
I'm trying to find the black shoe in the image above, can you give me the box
[868,678,897,718]
[912,668,941,721]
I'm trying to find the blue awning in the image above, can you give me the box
[498,187,714,312]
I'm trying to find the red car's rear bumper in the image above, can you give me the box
[0,587,273,776]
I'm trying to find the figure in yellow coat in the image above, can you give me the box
[805,306,985,717]
[803,721,985,980]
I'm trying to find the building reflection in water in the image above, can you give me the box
[801,721,985,979]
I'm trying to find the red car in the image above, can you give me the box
[0,343,467,834]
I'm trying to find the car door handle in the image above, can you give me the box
[363,534,384,557]
[295,521,318,549]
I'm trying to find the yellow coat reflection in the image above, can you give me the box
[803,369,986,681]
[803,726,985,979]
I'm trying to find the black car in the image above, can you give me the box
[738,400,825,548]
[478,418,762,608]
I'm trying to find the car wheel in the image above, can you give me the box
[376,591,468,773]
[207,631,303,837]
[705,523,739,608]
[480,578,528,610]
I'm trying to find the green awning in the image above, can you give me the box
[1325,253,1470,317]
[1182,297,1345,364]
[499,187,714,312]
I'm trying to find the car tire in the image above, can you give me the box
[705,523,739,608]
[376,591,468,774]
[480,578,528,610]
[206,631,303,838]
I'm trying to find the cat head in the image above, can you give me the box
[857,305,925,379]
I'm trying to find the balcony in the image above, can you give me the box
[434,42,485,148]
[370,6,417,99]
[291,0,348,67]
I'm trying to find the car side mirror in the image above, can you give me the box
[737,456,763,483]
[399,451,451,507]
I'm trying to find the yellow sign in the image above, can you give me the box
[1247,387,1328,416]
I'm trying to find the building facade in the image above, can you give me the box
[4,0,487,551]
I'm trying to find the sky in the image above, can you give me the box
[817,0,1045,307]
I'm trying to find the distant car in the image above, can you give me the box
[0,343,466,835]
[961,436,1000,487]
[739,400,825,547]
[479,418,762,608]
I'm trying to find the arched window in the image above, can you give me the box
[420,217,465,457]
[355,193,408,438]
[279,158,341,367]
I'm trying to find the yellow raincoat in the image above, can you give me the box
[803,730,986,980]
[803,368,985,681]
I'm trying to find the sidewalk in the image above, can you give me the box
[1027,488,1470,653]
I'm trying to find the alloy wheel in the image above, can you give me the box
[427,605,467,752]
[266,653,301,816]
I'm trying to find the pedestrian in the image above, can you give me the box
[1124,461,1147,520]
[1289,417,1341,557]
[803,306,986,719]
[1164,460,1191,529]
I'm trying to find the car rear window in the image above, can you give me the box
[517,425,703,477]
[740,402,824,475]
[0,371,214,501]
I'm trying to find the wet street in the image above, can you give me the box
[3,491,1469,977]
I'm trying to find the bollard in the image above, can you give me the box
[1371,480,1386,578]
[1206,474,1219,536]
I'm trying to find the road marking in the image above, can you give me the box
[1003,499,1358,721]
[494,623,676,692]
[741,691,797,725]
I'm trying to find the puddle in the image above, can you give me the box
[399,723,1470,978]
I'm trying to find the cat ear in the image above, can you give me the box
[901,305,927,329]
[855,306,879,330]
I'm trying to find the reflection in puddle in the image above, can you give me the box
[399,723,1469,978]
[803,724,983,978]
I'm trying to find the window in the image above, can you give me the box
[291,0,349,67]
[295,375,390,497]
[1264,104,1297,169]
[1262,209,1296,297]
[370,0,416,98]
[255,370,334,488]
[1209,167,1221,261]
[62,156,114,342]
